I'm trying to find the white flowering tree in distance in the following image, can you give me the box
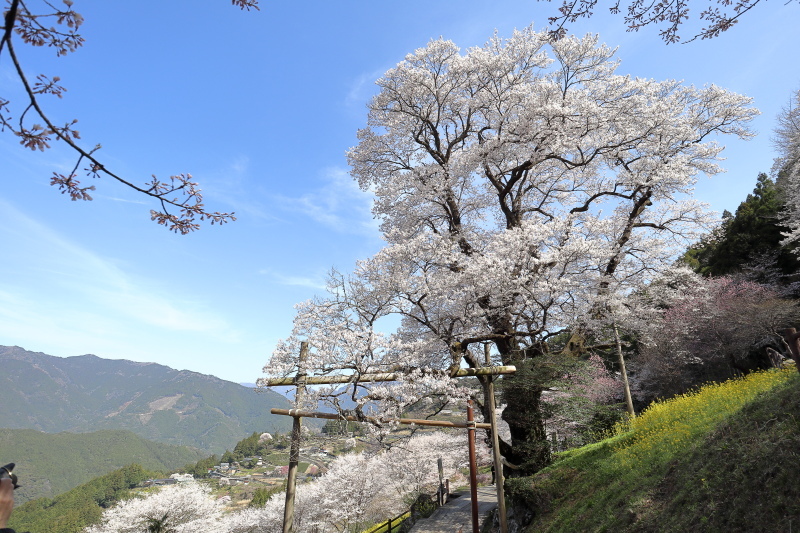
[85,483,224,533]
[83,432,477,533]
[260,27,757,475]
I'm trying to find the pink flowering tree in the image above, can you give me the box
[539,353,623,447]
[634,274,799,404]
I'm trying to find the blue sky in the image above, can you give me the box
[0,0,797,383]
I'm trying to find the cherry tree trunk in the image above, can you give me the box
[498,358,550,476]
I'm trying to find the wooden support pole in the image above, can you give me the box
[485,344,508,533]
[266,343,518,533]
[264,365,517,386]
[613,322,636,418]
[466,399,479,533]
[282,342,308,533]
[270,408,492,430]
[783,328,800,374]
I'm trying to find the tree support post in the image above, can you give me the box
[264,346,517,533]
[485,345,508,533]
[265,365,517,386]
[282,341,308,533]
[613,322,636,418]
[270,408,491,430]
[783,328,800,374]
[466,399,479,533]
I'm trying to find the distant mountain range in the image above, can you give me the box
[0,345,298,454]
[0,428,204,504]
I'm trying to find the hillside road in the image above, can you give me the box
[408,485,498,533]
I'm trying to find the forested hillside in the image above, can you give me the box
[7,464,157,533]
[682,172,799,282]
[0,346,296,453]
[0,428,204,504]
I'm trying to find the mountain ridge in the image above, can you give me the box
[0,345,297,453]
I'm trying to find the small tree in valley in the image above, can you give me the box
[85,483,224,533]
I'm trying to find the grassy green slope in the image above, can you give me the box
[0,428,203,504]
[508,368,800,533]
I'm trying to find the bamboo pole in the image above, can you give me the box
[485,345,508,533]
[282,342,308,533]
[270,408,492,430]
[264,365,517,386]
[466,400,479,533]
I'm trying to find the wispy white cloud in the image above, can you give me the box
[0,65,16,85]
[229,155,250,175]
[0,199,240,345]
[100,195,150,205]
[273,167,380,236]
[345,68,387,108]
[198,155,282,223]
[259,269,328,291]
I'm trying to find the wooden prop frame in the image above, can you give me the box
[263,341,514,533]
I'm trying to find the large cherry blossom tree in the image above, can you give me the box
[261,27,757,474]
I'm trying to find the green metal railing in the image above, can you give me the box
[360,511,411,533]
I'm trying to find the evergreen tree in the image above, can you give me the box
[683,173,799,279]
[232,432,261,458]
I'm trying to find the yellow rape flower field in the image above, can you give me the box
[612,367,795,468]
[510,367,800,533]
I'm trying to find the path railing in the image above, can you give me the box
[360,510,411,533]
[360,480,451,533]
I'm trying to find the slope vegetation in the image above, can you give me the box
[506,368,800,532]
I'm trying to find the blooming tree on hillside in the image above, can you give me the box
[633,273,800,405]
[222,431,474,532]
[260,27,756,474]
[382,431,478,496]
[541,352,622,443]
[85,483,224,533]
